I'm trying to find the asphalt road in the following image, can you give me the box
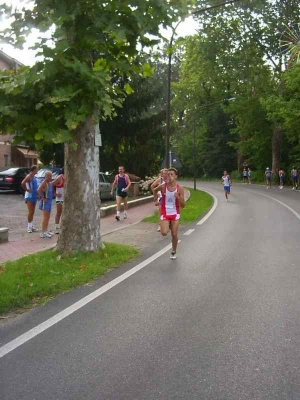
[1,182,300,400]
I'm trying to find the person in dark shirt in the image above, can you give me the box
[111,166,131,221]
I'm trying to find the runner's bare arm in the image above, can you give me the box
[153,183,164,194]
[110,176,117,196]
[151,178,161,201]
[51,175,62,187]
[124,174,131,191]
[151,177,161,193]
[37,181,47,202]
[21,175,31,192]
[175,186,185,208]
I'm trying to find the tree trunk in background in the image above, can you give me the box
[57,117,101,253]
[272,126,282,174]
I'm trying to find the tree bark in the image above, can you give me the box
[272,126,282,174]
[56,117,101,253]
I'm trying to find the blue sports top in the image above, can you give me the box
[24,175,38,202]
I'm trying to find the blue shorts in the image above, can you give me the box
[224,186,230,193]
[39,199,52,212]
[25,198,37,206]
[266,176,271,181]
[292,176,297,182]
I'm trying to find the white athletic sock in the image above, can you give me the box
[55,224,59,229]
[117,211,120,217]
[28,222,32,229]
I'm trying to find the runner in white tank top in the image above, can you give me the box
[153,168,185,259]
[52,168,65,234]
[151,169,168,232]
[221,170,232,202]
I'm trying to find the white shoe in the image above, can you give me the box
[170,251,177,260]
[47,231,55,236]
[55,227,60,234]
[32,227,39,232]
[27,228,32,233]
[226,199,228,202]
[124,213,127,220]
[157,226,161,232]
[40,232,52,238]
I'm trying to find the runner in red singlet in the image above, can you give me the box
[153,168,185,259]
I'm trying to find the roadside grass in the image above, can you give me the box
[143,189,213,225]
[0,243,139,315]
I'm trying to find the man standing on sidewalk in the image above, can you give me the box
[111,166,131,221]
[153,168,185,260]
[291,166,298,190]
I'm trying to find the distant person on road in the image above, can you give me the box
[265,167,272,189]
[153,168,185,260]
[221,171,232,202]
[242,168,248,185]
[278,168,285,189]
[151,168,168,232]
[52,168,65,234]
[291,167,298,190]
[248,168,252,184]
[22,165,39,233]
[37,171,54,238]
[110,166,131,221]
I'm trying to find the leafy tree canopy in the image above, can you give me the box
[0,0,195,147]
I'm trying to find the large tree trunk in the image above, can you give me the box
[56,117,101,253]
[272,126,282,174]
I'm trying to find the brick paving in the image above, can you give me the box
[0,199,155,264]
[0,188,189,265]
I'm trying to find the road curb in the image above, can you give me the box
[100,195,153,217]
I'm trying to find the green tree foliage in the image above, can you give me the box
[0,0,196,253]
[99,58,167,177]
[173,0,300,177]
[0,0,194,144]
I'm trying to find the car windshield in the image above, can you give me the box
[0,168,19,175]
[36,168,61,177]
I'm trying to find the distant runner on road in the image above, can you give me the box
[151,168,168,232]
[291,167,298,190]
[52,168,65,234]
[153,168,185,260]
[242,168,248,185]
[221,171,232,202]
[21,165,39,233]
[265,167,272,189]
[110,166,131,221]
[248,168,252,184]
[278,168,285,190]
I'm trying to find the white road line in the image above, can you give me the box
[250,190,300,221]
[0,241,180,359]
[197,191,218,226]
[183,229,195,236]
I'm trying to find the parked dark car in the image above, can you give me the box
[0,167,29,193]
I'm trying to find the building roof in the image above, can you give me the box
[15,147,38,158]
[0,49,23,69]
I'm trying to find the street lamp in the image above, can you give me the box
[165,0,243,168]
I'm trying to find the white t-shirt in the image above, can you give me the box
[222,175,230,186]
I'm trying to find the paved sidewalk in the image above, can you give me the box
[0,201,156,265]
